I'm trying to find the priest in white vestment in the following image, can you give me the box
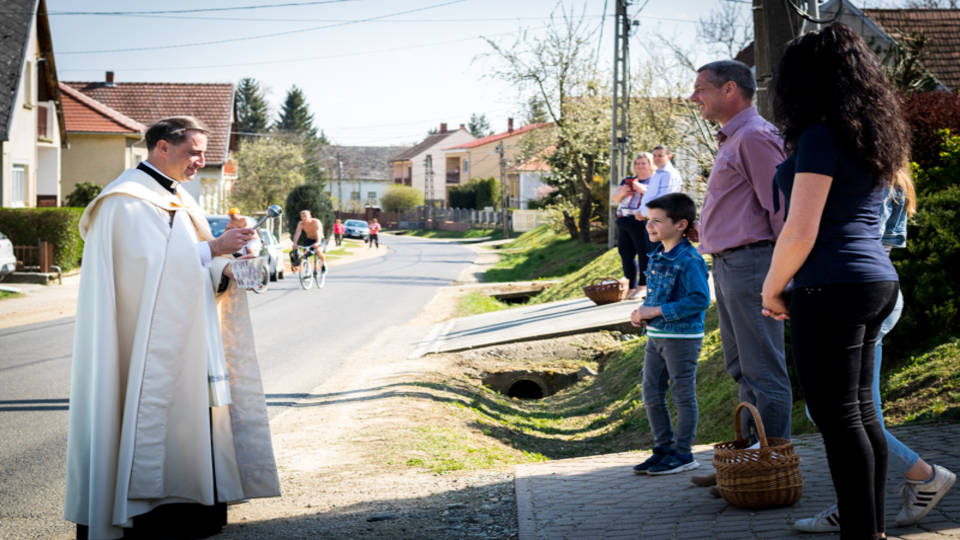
[65,116,281,540]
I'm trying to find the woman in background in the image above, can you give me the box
[612,153,654,300]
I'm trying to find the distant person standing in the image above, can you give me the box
[638,145,685,219]
[333,218,345,247]
[689,60,791,486]
[612,153,655,300]
[368,218,381,248]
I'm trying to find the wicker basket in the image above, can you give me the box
[713,402,803,510]
[582,276,627,305]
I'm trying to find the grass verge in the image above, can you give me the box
[0,290,22,301]
[484,226,607,282]
[456,291,511,317]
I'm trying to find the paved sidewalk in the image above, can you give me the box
[516,422,960,539]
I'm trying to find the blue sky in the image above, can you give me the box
[44,0,881,146]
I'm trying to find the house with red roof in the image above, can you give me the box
[388,123,474,207]
[62,73,236,213]
[58,83,146,200]
[0,0,66,208]
[506,147,554,209]
[443,119,551,207]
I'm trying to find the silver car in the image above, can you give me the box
[0,232,16,280]
[258,228,284,281]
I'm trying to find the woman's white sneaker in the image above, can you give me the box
[896,464,956,527]
[793,503,841,533]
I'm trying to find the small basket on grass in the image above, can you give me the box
[713,402,803,510]
[582,276,627,305]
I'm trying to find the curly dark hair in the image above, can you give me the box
[772,23,909,184]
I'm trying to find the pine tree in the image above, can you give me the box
[235,77,270,139]
[467,113,493,137]
[275,85,317,139]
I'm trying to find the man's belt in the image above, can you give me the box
[713,240,774,257]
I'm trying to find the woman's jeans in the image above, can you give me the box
[791,281,899,539]
[617,216,648,289]
[642,336,702,454]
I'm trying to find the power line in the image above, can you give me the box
[58,0,467,55]
[48,0,357,16]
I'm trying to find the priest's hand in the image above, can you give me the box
[210,228,256,257]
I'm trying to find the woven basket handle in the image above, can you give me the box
[733,401,770,449]
[591,276,623,286]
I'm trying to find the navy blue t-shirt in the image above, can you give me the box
[773,124,898,287]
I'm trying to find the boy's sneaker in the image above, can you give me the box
[647,452,699,475]
[793,503,840,533]
[896,464,956,526]
[633,446,671,475]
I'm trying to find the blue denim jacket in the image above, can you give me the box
[881,187,908,249]
[642,237,711,337]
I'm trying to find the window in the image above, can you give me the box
[37,103,50,140]
[350,191,360,200]
[11,165,27,206]
[367,191,377,200]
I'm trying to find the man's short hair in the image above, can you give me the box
[652,145,669,155]
[646,192,697,231]
[696,60,756,100]
[145,116,208,151]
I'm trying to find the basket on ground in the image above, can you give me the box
[582,276,627,305]
[713,402,803,510]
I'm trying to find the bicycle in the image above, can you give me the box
[295,242,327,290]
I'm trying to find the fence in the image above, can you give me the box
[14,241,54,272]
[335,207,548,233]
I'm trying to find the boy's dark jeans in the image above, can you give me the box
[790,280,899,539]
[642,336,702,454]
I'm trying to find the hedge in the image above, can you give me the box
[0,207,84,271]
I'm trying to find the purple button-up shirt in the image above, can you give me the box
[698,106,786,255]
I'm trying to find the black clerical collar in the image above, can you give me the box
[137,161,178,195]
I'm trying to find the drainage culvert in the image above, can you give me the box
[482,369,586,400]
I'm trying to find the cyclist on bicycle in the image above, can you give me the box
[291,209,327,273]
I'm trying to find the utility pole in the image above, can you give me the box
[609,0,631,248]
[752,0,798,121]
[336,154,343,213]
[497,141,508,239]
[424,154,434,221]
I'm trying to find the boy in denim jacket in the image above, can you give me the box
[629,192,711,475]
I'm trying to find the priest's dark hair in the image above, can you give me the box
[645,192,697,235]
[145,116,208,150]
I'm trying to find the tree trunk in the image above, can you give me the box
[577,184,592,243]
[561,210,579,239]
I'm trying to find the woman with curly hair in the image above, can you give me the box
[760,24,905,539]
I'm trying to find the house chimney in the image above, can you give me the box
[105,71,115,86]
[440,123,447,133]
[508,117,514,133]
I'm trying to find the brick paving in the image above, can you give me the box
[515,422,960,539]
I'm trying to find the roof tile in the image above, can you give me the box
[445,122,551,150]
[59,83,144,134]
[863,8,960,91]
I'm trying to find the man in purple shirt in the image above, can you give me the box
[689,61,791,487]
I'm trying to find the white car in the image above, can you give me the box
[0,232,16,279]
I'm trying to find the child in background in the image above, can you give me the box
[630,193,711,476]
[333,219,345,247]
[368,218,381,248]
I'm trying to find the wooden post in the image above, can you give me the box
[38,241,53,273]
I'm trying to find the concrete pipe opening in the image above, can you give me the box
[507,379,544,400]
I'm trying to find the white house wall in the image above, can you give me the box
[2,20,39,207]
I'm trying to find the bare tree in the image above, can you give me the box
[697,1,754,59]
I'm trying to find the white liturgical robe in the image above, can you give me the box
[64,168,280,539]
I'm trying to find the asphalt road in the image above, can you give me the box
[0,234,475,539]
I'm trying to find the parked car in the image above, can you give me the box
[205,215,269,290]
[343,219,369,239]
[258,228,284,281]
[0,232,16,280]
